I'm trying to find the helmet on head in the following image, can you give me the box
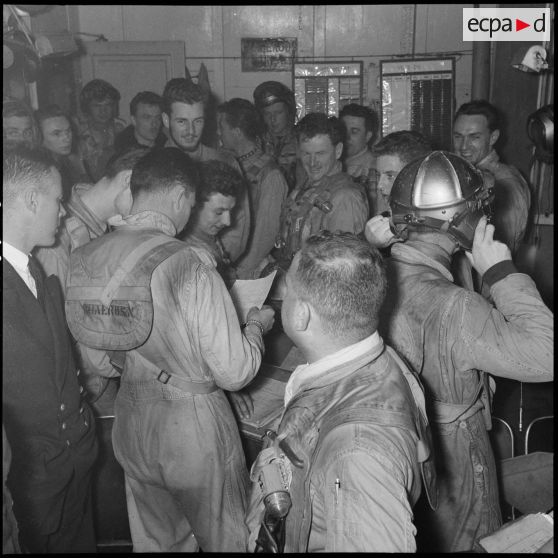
[389,151,494,251]
[253,81,296,114]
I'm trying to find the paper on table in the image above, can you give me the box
[229,270,277,323]
[477,512,554,553]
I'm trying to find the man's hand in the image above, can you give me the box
[228,390,254,420]
[465,216,511,276]
[246,305,275,334]
[364,215,402,249]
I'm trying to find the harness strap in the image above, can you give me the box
[128,349,218,395]
[100,235,179,306]
[156,369,218,394]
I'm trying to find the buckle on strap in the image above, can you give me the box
[157,369,171,384]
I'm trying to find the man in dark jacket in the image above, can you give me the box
[2,147,98,553]
[114,91,167,154]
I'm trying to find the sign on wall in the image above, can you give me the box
[241,37,297,72]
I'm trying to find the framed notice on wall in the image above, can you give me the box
[293,61,363,119]
[380,58,455,150]
[241,38,297,72]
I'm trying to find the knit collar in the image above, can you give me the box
[117,210,177,237]
[477,149,500,171]
[66,182,107,238]
[391,241,454,282]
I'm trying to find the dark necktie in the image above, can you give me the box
[27,256,46,309]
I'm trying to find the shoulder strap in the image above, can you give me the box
[100,236,182,306]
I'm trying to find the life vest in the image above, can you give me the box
[65,228,187,352]
[275,172,359,263]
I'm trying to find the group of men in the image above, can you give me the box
[3,73,553,554]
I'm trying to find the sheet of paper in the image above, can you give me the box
[478,512,554,553]
[229,270,277,322]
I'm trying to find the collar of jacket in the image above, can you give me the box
[282,337,386,417]
[284,332,383,406]
[236,145,261,163]
[264,128,295,146]
[66,183,107,238]
[118,210,177,237]
[477,148,500,171]
[391,242,454,282]
[344,146,374,166]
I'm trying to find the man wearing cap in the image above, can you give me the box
[162,78,250,263]
[253,80,300,191]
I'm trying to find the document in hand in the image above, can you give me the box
[229,270,277,323]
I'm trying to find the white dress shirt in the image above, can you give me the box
[3,242,37,297]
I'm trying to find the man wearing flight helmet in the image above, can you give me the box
[368,151,553,552]
[253,80,299,190]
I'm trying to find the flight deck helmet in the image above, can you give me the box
[389,150,494,251]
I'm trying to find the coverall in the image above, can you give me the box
[381,240,553,552]
[70,210,267,551]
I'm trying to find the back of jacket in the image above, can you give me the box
[379,241,553,551]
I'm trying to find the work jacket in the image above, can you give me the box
[343,147,378,216]
[235,148,288,279]
[478,149,531,256]
[261,129,298,191]
[277,341,434,551]
[381,241,553,552]
[275,162,368,264]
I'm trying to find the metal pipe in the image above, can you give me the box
[471,41,491,100]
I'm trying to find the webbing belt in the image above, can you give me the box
[156,369,218,395]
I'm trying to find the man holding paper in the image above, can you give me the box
[66,148,275,552]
